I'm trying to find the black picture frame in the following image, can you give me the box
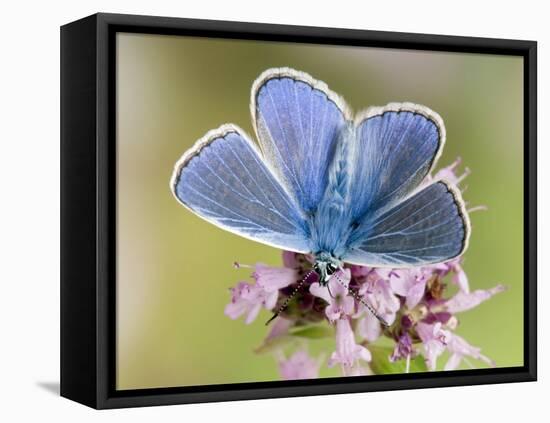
[60,12,537,409]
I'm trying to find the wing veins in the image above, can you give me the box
[265,88,306,202]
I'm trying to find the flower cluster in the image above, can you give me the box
[224,159,505,379]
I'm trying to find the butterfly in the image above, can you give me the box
[170,67,470,289]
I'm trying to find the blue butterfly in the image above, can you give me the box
[170,68,470,287]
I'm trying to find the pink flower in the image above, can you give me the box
[446,259,470,293]
[389,268,428,309]
[356,312,382,342]
[224,281,278,324]
[310,269,354,321]
[349,264,373,278]
[422,157,470,193]
[346,364,371,376]
[253,263,297,292]
[416,321,495,371]
[225,262,297,324]
[444,333,495,370]
[432,157,470,187]
[224,156,506,379]
[278,350,321,380]
[416,322,451,370]
[328,318,371,375]
[427,258,469,293]
[446,284,507,313]
[452,264,469,292]
[390,333,414,365]
[359,274,400,325]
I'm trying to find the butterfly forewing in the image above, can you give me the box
[348,104,444,221]
[171,125,311,253]
[252,68,350,214]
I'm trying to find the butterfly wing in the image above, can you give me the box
[348,103,445,221]
[342,181,470,267]
[251,68,351,213]
[171,124,311,253]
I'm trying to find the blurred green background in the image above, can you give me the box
[116,33,523,390]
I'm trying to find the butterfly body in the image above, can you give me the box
[308,122,356,259]
[171,68,470,284]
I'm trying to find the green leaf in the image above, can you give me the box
[369,345,428,375]
[288,324,334,339]
[254,324,333,354]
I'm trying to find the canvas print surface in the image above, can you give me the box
[116,33,523,390]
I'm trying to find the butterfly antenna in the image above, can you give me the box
[332,271,390,328]
[265,269,315,326]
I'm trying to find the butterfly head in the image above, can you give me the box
[313,253,342,286]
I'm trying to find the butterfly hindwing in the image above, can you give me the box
[171,124,311,253]
[343,181,470,267]
[251,68,350,213]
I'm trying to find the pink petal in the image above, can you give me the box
[327,352,339,368]
[349,265,372,278]
[432,157,469,186]
[423,339,446,370]
[254,263,297,292]
[356,345,372,362]
[405,278,427,309]
[452,265,470,293]
[263,290,279,310]
[328,276,348,297]
[342,295,355,316]
[310,282,332,304]
[244,303,262,324]
[329,319,371,369]
[444,353,462,371]
[357,313,381,342]
[345,364,370,376]
[329,268,351,291]
[279,350,320,380]
[416,321,434,342]
[374,268,395,280]
[446,333,495,367]
[446,284,507,313]
[431,262,451,272]
[416,322,450,370]
[389,272,410,296]
[360,279,399,325]
[224,301,247,320]
[325,304,342,321]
